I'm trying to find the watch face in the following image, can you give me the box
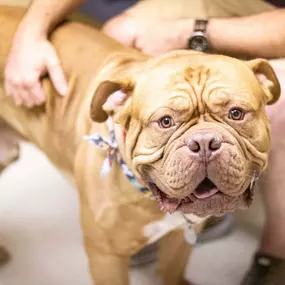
[189,35,208,52]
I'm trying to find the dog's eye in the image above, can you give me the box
[159,116,174,128]
[228,108,244,120]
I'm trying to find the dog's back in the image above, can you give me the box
[0,5,137,173]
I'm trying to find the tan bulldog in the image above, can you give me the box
[0,6,280,285]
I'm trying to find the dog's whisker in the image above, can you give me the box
[243,172,281,184]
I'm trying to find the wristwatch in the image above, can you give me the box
[188,19,209,52]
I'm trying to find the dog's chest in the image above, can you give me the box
[143,212,205,245]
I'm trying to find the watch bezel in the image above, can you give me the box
[188,16,210,52]
[188,31,209,52]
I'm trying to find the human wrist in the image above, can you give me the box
[16,16,47,43]
[206,17,246,56]
[12,25,46,50]
[178,18,195,49]
[206,18,225,53]
[17,0,59,41]
[14,11,50,46]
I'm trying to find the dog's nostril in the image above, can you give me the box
[209,137,222,151]
[188,132,222,156]
[188,139,200,152]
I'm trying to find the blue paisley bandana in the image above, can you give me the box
[84,117,151,196]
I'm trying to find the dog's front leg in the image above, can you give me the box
[84,245,129,285]
[80,206,130,285]
[74,142,132,285]
[157,229,192,285]
[157,222,205,285]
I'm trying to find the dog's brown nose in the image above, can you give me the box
[188,132,222,158]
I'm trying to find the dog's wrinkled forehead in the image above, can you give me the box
[131,56,264,121]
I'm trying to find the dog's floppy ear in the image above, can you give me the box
[247,58,281,105]
[90,80,134,123]
[89,52,148,123]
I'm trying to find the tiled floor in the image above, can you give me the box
[0,143,265,285]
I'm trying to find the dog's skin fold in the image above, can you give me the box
[0,6,280,285]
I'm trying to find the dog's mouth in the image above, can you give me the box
[148,177,254,217]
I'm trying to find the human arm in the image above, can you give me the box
[5,0,86,107]
[103,8,285,59]
[207,9,285,58]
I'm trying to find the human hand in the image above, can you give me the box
[5,35,67,107]
[103,14,193,56]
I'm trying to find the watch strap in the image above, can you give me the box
[193,19,208,33]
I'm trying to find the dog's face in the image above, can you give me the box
[91,51,280,217]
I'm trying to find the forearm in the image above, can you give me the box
[207,9,285,58]
[17,0,86,39]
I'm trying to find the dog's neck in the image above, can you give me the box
[85,117,151,195]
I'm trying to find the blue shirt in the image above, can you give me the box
[79,0,137,22]
[78,0,285,23]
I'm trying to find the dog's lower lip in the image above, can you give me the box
[148,181,253,216]
[149,177,221,205]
